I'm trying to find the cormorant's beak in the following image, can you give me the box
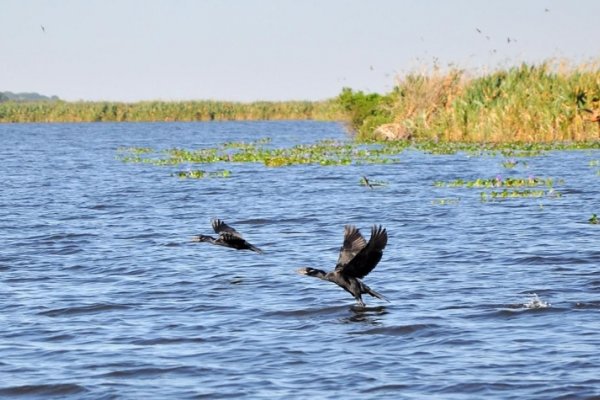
[296,268,309,275]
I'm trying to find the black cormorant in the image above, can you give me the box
[297,224,389,307]
[192,219,263,253]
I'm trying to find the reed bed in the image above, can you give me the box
[0,100,343,123]
[346,60,600,142]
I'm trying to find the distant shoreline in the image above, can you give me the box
[0,99,344,124]
[3,60,599,143]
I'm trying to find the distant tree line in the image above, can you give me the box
[0,91,60,102]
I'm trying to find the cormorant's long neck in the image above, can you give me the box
[193,234,217,243]
[309,268,329,280]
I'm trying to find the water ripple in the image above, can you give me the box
[100,366,199,378]
[39,303,132,317]
[351,323,440,336]
[0,383,88,396]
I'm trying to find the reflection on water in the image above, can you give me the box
[1,121,599,399]
[343,305,388,325]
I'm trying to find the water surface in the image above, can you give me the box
[1,121,599,399]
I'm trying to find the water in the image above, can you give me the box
[1,121,599,399]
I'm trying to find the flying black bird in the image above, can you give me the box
[297,224,389,307]
[192,219,262,253]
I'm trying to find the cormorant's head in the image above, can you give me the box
[296,267,323,277]
[191,235,210,242]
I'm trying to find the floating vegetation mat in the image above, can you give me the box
[118,140,598,194]
[431,198,461,206]
[117,138,410,168]
[480,189,561,201]
[434,175,563,201]
[118,139,600,169]
[434,176,561,188]
[413,141,600,156]
[173,169,231,179]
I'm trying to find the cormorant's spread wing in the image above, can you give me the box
[338,225,387,278]
[220,232,248,247]
[335,225,367,270]
[212,219,242,238]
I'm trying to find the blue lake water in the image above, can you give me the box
[1,121,599,399]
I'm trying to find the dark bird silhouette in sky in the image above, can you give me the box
[41,25,46,33]
[192,219,262,253]
[297,225,389,307]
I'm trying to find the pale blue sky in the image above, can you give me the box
[1,0,599,102]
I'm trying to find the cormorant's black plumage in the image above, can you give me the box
[298,224,388,306]
[192,219,262,253]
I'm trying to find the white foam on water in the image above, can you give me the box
[523,293,551,309]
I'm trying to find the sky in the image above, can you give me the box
[1,0,599,102]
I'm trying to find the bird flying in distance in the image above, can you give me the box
[192,219,263,253]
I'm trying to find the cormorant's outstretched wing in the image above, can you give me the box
[337,225,387,278]
[220,233,263,253]
[335,225,367,270]
[212,219,242,238]
[220,232,247,247]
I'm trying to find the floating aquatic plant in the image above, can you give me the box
[173,169,231,179]
[480,189,561,201]
[413,140,600,156]
[589,214,598,224]
[501,158,529,169]
[434,175,563,202]
[119,139,600,170]
[434,176,559,188]
[118,138,408,168]
[588,160,600,176]
[501,159,518,169]
[431,197,460,205]
[117,146,154,154]
[222,137,272,149]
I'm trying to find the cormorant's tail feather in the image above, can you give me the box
[249,244,263,254]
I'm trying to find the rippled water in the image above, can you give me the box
[1,121,599,399]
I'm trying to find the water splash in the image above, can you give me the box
[523,293,551,309]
